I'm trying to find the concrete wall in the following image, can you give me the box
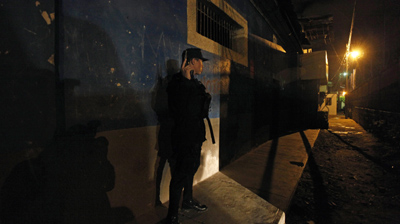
[1,0,307,219]
[96,119,219,216]
[299,51,328,85]
[348,62,400,144]
[321,94,337,115]
[348,62,400,113]
[352,107,400,144]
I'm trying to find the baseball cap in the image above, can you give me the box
[182,48,209,62]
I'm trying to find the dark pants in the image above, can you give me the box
[167,142,202,218]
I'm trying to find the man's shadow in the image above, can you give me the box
[151,59,179,206]
[0,121,134,224]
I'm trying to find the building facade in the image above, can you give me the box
[1,0,327,218]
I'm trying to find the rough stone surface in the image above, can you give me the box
[287,113,400,224]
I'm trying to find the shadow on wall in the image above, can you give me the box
[219,58,309,169]
[0,122,134,224]
[63,16,146,130]
[218,36,289,169]
[1,68,58,153]
[219,62,255,169]
[0,0,58,153]
[0,1,60,201]
[63,14,158,218]
[151,59,179,205]
[1,2,145,221]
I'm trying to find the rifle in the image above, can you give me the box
[206,116,215,144]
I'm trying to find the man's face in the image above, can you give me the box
[192,58,203,75]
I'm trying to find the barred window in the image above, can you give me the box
[326,97,332,106]
[196,0,241,50]
[187,0,248,66]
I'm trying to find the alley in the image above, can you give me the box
[287,113,400,224]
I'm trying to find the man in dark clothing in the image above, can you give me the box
[165,48,210,224]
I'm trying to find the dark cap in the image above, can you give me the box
[182,48,208,63]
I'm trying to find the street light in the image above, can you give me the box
[349,50,363,60]
[344,49,363,118]
[350,51,360,59]
[344,0,357,119]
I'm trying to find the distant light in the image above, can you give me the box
[350,51,360,59]
[342,91,346,96]
[343,72,348,76]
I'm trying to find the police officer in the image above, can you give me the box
[165,48,210,224]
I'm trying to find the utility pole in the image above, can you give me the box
[345,0,356,118]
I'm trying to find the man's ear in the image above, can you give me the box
[190,58,198,65]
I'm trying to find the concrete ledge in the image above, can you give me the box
[134,129,320,223]
[222,129,320,211]
[191,172,285,224]
[135,172,285,224]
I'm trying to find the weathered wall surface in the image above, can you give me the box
[96,119,219,216]
[349,62,400,143]
[352,107,400,144]
[1,0,308,219]
[320,94,338,115]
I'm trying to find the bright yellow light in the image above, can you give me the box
[342,91,347,96]
[350,50,361,59]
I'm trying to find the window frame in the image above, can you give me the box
[187,0,248,67]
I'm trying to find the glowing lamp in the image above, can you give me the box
[350,51,361,59]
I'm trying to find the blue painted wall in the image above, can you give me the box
[1,0,312,219]
[60,0,289,133]
[1,0,301,160]
[61,0,221,131]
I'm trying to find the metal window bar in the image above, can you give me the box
[196,1,201,33]
[202,3,206,36]
[206,6,209,38]
[197,0,201,34]
[212,11,216,41]
[196,0,240,50]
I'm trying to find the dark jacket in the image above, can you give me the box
[167,72,209,146]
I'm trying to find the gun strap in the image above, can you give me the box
[206,117,216,144]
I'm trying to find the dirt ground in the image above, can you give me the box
[286,113,400,224]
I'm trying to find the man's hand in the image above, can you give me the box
[181,58,193,80]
